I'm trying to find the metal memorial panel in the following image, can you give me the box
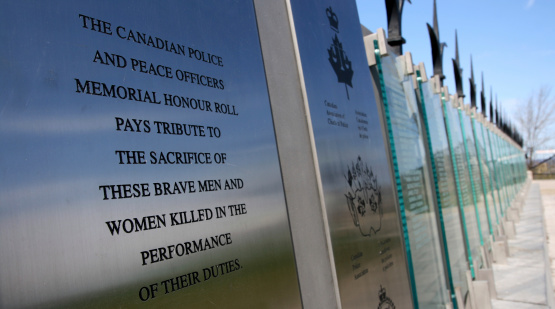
[0,2,302,308]
[461,112,490,244]
[444,104,483,272]
[376,54,449,308]
[418,81,469,300]
[289,1,413,308]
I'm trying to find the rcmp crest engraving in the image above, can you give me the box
[345,156,383,237]
[377,285,396,309]
[326,6,353,99]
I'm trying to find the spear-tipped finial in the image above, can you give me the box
[489,87,494,122]
[427,0,446,84]
[454,31,460,67]
[470,56,475,81]
[385,0,411,55]
[433,0,439,39]
[452,30,464,98]
[495,94,499,128]
[500,107,504,131]
[469,56,476,109]
[480,72,486,116]
[502,108,506,132]
[490,87,493,102]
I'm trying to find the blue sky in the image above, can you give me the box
[355,0,555,132]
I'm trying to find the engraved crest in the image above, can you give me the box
[377,285,396,309]
[326,6,338,32]
[345,156,383,237]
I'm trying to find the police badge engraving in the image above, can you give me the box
[377,285,396,309]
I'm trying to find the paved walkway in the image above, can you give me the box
[539,180,555,298]
[491,180,555,309]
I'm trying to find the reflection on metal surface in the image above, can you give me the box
[290,0,413,308]
[0,1,301,308]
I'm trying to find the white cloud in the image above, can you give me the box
[526,0,535,9]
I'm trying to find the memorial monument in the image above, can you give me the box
[414,65,470,308]
[365,30,451,309]
[466,61,493,246]
[287,1,413,307]
[0,1,530,308]
[0,1,303,308]
[450,40,485,275]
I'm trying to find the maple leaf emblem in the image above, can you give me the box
[328,34,354,99]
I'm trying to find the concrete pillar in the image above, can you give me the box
[455,286,465,309]
[477,268,498,299]
[472,281,492,309]
[503,219,516,239]
[466,271,478,309]
[492,240,508,263]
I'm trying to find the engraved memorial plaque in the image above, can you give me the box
[289,1,413,308]
[0,1,302,308]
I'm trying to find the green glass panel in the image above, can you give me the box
[376,54,449,308]
[460,112,489,244]
[471,118,495,237]
[417,78,469,304]
[444,104,483,271]
[480,123,501,226]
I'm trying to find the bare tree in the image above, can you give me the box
[517,86,555,168]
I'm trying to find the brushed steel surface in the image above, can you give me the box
[289,1,413,308]
[0,1,301,308]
